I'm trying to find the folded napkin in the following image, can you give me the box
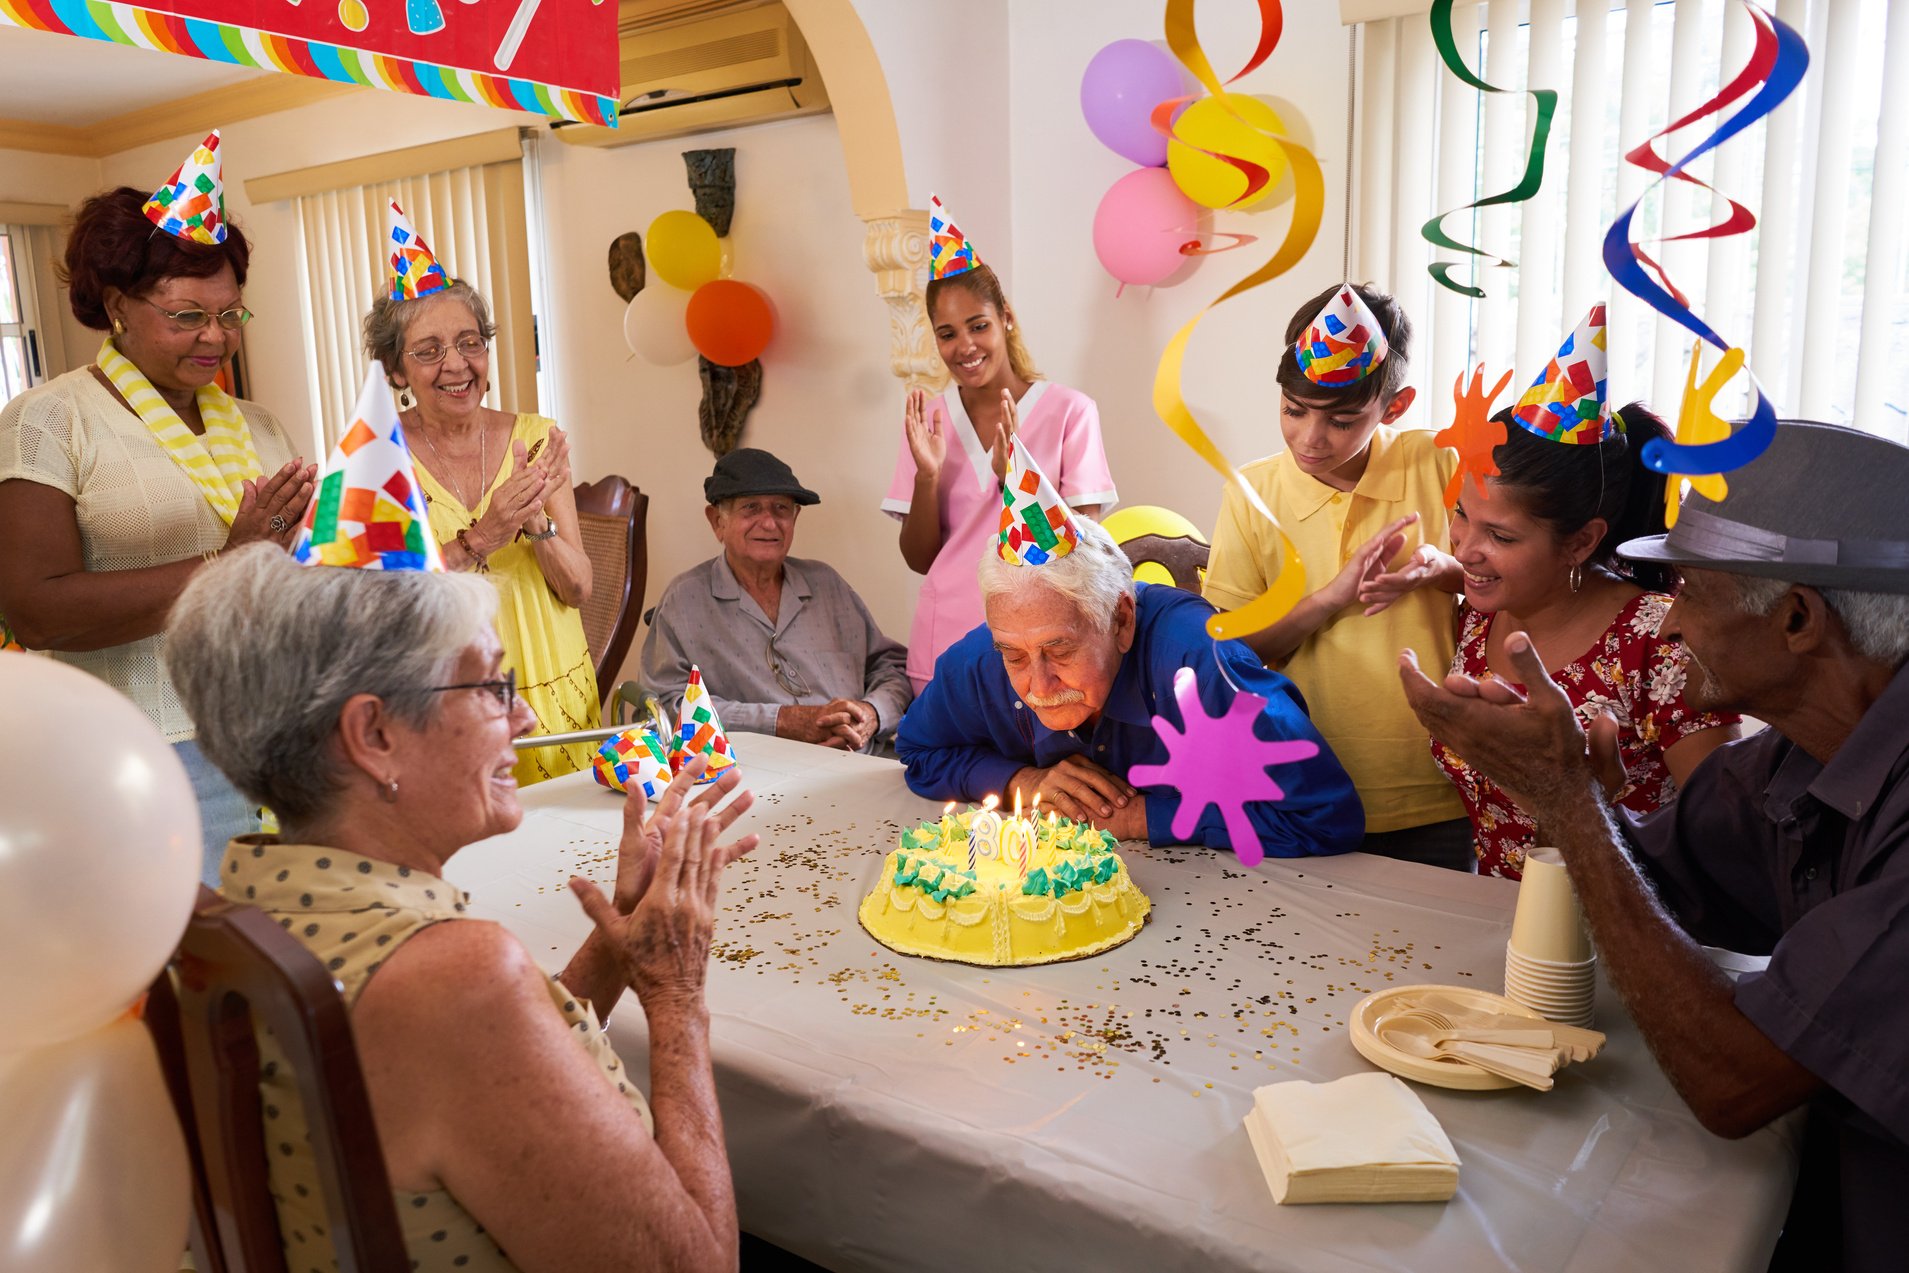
[1244,1072,1460,1204]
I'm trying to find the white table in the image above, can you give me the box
[450,735,1798,1273]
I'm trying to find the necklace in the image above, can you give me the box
[418,419,486,511]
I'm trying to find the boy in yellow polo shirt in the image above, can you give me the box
[1204,282,1472,870]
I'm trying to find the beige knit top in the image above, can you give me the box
[219,837,652,1272]
[0,367,299,740]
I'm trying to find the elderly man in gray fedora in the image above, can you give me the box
[642,448,911,752]
[1399,421,1909,1271]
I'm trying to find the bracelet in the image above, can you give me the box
[456,528,490,573]
[523,515,559,542]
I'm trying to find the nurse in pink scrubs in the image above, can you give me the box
[882,195,1117,691]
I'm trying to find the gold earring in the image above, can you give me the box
[112,317,125,335]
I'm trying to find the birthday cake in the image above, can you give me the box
[858,805,1151,967]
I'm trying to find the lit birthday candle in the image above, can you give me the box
[968,794,1002,871]
[939,801,957,848]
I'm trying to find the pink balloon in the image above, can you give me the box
[1092,168,1200,288]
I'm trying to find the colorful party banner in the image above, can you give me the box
[0,0,618,127]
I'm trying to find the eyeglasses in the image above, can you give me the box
[426,668,518,712]
[405,335,489,365]
[140,297,252,332]
[766,634,811,699]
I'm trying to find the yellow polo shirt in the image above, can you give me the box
[1204,426,1464,834]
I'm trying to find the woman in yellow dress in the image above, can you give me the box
[363,220,598,782]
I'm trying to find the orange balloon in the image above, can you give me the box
[685,280,773,366]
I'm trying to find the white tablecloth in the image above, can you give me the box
[450,735,1798,1273]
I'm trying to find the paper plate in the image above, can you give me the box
[1349,984,1548,1091]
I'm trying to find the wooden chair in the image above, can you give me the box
[1120,533,1211,594]
[574,475,650,706]
[145,886,407,1273]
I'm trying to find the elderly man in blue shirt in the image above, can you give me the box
[896,510,1361,857]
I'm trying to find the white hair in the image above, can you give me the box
[166,544,497,823]
[1733,575,1909,666]
[976,514,1134,631]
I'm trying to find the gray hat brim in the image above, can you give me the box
[1614,420,1909,596]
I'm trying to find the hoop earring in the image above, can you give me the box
[380,777,400,804]
[1568,562,1584,594]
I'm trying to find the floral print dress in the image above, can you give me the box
[1431,592,1738,879]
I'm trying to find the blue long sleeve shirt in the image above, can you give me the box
[895,584,1364,857]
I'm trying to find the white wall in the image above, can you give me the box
[533,114,914,671]
[1002,0,1357,528]
[4,0,1359,693]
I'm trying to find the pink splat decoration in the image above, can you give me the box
[1127,667,1319,868]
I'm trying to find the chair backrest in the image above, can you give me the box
[145,886,408,1273]
[574,475,650,706]
[1120,533,1211,594]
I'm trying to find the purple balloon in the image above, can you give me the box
[1081,39,1187,168]
[1092,168,1199,288]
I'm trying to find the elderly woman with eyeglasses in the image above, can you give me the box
[363,278,598,783]
[0,186,315,880]
[168,543,757,1273]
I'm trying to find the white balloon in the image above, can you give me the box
[622,286,696,366]
[0,1016,191,1271]
[0,657,200,1052]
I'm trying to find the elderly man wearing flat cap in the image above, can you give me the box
[642,449,911,752]
[1400,421,1909,1270]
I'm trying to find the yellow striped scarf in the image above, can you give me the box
[97,337,262,525]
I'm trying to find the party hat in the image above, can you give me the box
[997,437,1081,566]
[292,365,444,572]
[387,200,450,301]
[1512,306,1616,444]
[592,727,673,799]
[143,131,226,245]
[672,666,737,781]
[927,193,981,281]
[1294,285,1389,389]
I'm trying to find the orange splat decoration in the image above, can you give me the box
[1434,363,1514,508]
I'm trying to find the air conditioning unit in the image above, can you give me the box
[555,0,830,147]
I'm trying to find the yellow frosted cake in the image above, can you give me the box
[858,806,1151,966]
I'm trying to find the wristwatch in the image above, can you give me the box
[523,515,559,542]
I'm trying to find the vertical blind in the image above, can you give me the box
[1348,0,1907,443]
[294,157,536,449]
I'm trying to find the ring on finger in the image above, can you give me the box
[269,514,290,533]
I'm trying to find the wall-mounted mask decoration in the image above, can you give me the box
[684,148,737,238]
[608,231,646,303]
[698,357,762,457]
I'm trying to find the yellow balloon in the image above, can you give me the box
[646,210,721,291]
[1102,505,1211,590]
[1102,505,1208,547]
[1166,94,1291,210]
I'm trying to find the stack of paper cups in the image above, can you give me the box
[1503,847,1596,1028]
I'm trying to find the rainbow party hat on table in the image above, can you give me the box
[387,200,449,301]
[292,365,444,572]
[1294,285,1390,389]
[1512,306,1617,444]
[927,193,981,281]
[672,666,737,781]
[143,131,226,245]
[998,436,1080,566]
[592,726,673,799]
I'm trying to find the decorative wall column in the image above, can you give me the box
[862,209,944,394]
